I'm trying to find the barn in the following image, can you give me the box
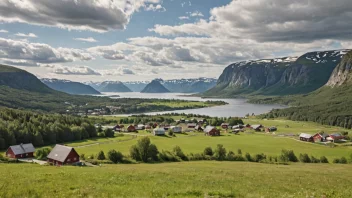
[313,133,329,142]
[153,128,166,136]
[221,123,229,129]
[299,133,314,142]
[170,126,182,133]
[6,143,35,159]
[195,125,204,132]
[327,133,345,142]
[127,125,136,132]
[47,145,80,166]
[187,123,197,129]
[204,126,220,136]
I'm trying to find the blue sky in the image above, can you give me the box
[0,0,351,82]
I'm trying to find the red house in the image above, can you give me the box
[47,145,80,166]
[313,133,329,142]
[127,125,136,132]
[6,143,35,159]
[327,133,345,142]
[221,123,229,129]
[204,126,220,136]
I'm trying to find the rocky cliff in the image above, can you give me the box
[326,51,352,87]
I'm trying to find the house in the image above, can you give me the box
[136,124,145,130]
[221,123,229,129]
[187,123,197,129]
[327,133,345,142]
[180,118,186,123]
[113,125,122,132]
[6,143,35,159]
[153,128,166,136]
[195,125,204,132]
[47,145,80,166]
[204,126,220,136]
[232,124,244,129]
[145,125,152,130]
[299,133,314,142]
[251,124,263,131]
[163,125,171,130]
[127,125,136,132]
[313,133,329,142]
[170,126,182,133]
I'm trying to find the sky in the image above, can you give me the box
[0,0,351,82]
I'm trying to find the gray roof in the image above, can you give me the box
[153,128,165,132]
[9,143,35,155]
[299,133,313,139]
[251,125,262,129]
[204,126,216,133]
[47,145,77,163]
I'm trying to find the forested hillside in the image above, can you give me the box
[0,108,98,149]
[42,79,100,95]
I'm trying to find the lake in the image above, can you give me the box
[102,92,287,117]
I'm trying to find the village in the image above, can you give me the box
[3,117,349,167]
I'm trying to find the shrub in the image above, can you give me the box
[130,137,159,162]
[299,154,311,163]
[96,151,106,160]
[130,145,140,161]
[310,156,320,163]
[159,150,180,162]
[226,151,236,161]
[320,156,329,163]
[104,128,115,137]
[173,146,187,161]
[214,144,227,161]
[89,154,94,159]
[35,148,52,160]
[254,153,266,162]
[245,153,252,162]
[333,158,340,164]
[203,147,213,156]
[340,157,348,164]
[108,150,124,163]
[280,150,298,162]
[168,130,174,136]
[80,154,86,160]
[148,144,159,161]
[237,149,242,155]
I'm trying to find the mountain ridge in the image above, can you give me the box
[141,80,170,93]
[42,78,100,95]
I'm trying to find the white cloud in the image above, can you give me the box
[144,4,166,12]
[0,38,93,66]
[43,64,101,76]
[179,16,189,20]
[74,37,98,43]
[0,0,163,32]
[189,11,204,17]
[100,67,135,76]
[15,33,37,38]
[0,29,8,33]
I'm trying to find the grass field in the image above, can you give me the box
[1,162,352,197]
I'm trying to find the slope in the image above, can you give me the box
[89,81,132,92]
[42,79,100,95]
[141,80,170,93]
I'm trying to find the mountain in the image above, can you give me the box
[42,78,100,95]
[263,50,352,128]
[141,79,170,93]
[124,81,149,92]
[161,78,217,93]
[0,64,53,93]
[88,81,132,92]
[203,50,349,97]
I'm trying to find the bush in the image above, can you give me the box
[173,146,188,161]
[203,147,213,156]
[320,156,329,163]
[96,151,106,160]
[214,144,227,161]
[130,145,140,161]
[237,149,242,155]
[340,157,348,164]
[159,150,180,162]
[89,154,94,159]
[299,154,311,163]
[226,151,236,161]
[254,153,266,162]
[108,150,124,163]
[245,153,252,162]
[148,144,159,161]
[35,148,52,160]
[104,128,115,137]
[280,150,298,162]
[333,158,340,164]
[80,154,86,160]
[310,156,320,163]
[130,137,159,162]
[168,130,174,136]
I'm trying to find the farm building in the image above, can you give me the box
[47,145,80,166]
[232,124,244,129]
[221,123,229,129]
[313,133,329,142]
[153,128,166,136]
[299,133,314,142]
[6,143,35,159]
[136,124,145,130]
[187,123,197,129]
[195,125,204,132]
[204,126,220,136]
[327,133,345,142]
[170,126,182,133]
[163,125,171,130]
[251,125,263,131]
[127,125,136,132]
[145,125,152,130]
[113,125,122,132]
[265,126,277,132]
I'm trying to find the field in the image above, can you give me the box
[1,162,352,197]
[63,118,352,161]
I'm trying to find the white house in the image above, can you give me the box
[153,128,166,136]
[170,126,182,133]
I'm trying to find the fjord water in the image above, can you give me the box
[104,92,286,117]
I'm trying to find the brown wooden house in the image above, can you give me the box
[204,126,220,136]
[6,143,35,159]
[299,133,314,142]
[221,123,229,129]
[47,145,80,166]
[127,125,136,132]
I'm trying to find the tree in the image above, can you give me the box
[104,128,115,138]
[214,144,227,160]
[130,145,140,161]
[173,146,187,161]
[108,150,124,163]
[130,137,159,162]
[320,156,329,163]
[148,144,159,161]
[96,151,106,160]
[203,147,213,156]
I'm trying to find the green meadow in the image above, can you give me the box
[1,162,352,197]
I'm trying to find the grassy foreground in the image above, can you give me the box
[1,162,351,197]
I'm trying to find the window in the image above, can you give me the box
[67,159,71,162]
[73,157,77,161]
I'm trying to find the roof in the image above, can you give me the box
[9,143,35,155]
[187,123,197,126]
[251,125,262,129]
[232,125,243,129]
[204,126,216,133]
[221,123,229,126]
[299,133,313,139]
[314,133,329,138]
[153,128,165,132]
[47,145,77,163]
[170,126,182,129]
